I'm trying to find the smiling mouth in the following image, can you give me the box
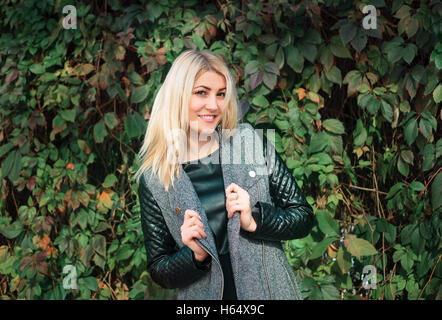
[198,115,217,121]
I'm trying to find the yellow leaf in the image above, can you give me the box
[97,190,114,213]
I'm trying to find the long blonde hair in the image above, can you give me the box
[134,50,239,191]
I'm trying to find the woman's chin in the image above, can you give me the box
[199,128,216,137]
[195,120,220,135]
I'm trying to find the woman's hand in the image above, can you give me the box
[180,210,208,262]
[225,183,257,232]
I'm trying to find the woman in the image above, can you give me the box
[135,50,314,300]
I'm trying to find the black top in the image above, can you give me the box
[182,148,238,300]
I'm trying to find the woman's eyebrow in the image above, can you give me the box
[194,85,226,91]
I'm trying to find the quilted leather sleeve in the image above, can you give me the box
[138,175,211,289]
[241,137,315,241]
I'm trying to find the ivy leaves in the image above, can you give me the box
[339,21,368,52]
[311,210,378,262]
[245,59,280,91]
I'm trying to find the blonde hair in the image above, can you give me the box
[134,50,239,191]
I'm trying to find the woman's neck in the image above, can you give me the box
[186,131,219,162]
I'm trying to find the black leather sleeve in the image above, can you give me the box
[241,137,315,241]
[138,175,211,289]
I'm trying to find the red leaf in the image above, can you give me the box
[39,236,51,250]
[157,47,166,55]
[20,257,32,271]
[28,116,37,130]
[207,25,217,37]
[155,54,167,65]
[36,250,47,261]
[36,261,48,275]
[27,176,36,191]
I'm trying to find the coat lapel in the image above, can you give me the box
[217,126,242,281]
[167,157,220,262]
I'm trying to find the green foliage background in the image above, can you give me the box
[0,0,441,300]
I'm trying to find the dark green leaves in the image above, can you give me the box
[1,149,22,182]
[92,235,106,259]
[350,29,368,52]
[93,120,108,143]
[309,131,329,154]
[286,45,304,73]
[339,22,367,52]
[325,66,342,86]
[383,37,417,65]
[367,96,380,114]
[252,95,269,108]
[380,100,393,123]
[245,61,259,75]
[59,109,76,123]
[79,277,98,291]
[124,111,146,139]
[130,84,149,104]
[376,218,397,243]
[246,60,279,90]
[353,119,367,147]
[104,112,119,130]
[29,63,45,75]
[103,174,118,188]
[0,220,24,239]
[329,36,352,59]
[433,84,442,103]
[310,236,338,259]
[316,210,339,236]
[402,44,417,65]
[340,22,358,45]
[115,244,134,261]
[404,117,418,145]
[323,119,345,135]
[431,171,442,211]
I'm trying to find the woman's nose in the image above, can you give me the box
[205,94,219,110]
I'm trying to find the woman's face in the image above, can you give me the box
[188,71,226,135]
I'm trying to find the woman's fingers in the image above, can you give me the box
[181,211,207,244]
[227,202,245,218]
[226,192,238,201]
[229,204,243,214]
[190,224,207,238]
[182,216,203,228]
[184,227,207,242]
[184,209,201,221]
[180,210,209,260]
[225,183,240,195]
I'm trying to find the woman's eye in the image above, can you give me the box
[194,91,225,96]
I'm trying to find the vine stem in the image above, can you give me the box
[344,183,388,195]
[417,254,441,300]
[424,167,441,191]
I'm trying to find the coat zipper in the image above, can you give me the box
[199,241,224,299]
[261,240,272,299]
[213,125,225,299]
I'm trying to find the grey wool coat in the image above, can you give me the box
[142,123,308,300]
